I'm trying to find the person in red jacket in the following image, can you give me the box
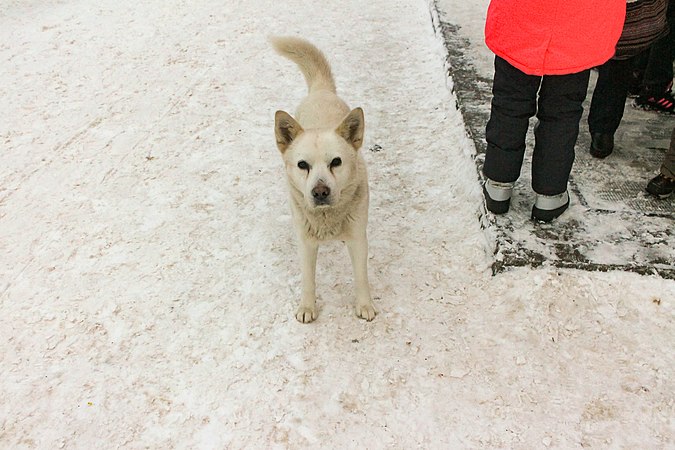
[482,0,626,222]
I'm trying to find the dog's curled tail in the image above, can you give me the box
[269,36,336,94]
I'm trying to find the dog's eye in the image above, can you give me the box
[297,160,310,170]
[330,157,342,168]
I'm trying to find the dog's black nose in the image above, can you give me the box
[312,184,330,202]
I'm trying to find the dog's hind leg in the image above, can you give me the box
[346,235,376,321]
[296,238,319,323]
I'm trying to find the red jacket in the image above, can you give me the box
[485,0,626,75]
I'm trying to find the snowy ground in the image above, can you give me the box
[1,0,674,448]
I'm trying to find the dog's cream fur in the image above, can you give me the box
[270,36,376,323]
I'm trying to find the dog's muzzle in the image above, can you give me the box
[311,182,331,206]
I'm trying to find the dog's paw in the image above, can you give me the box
[356,303,377,321]
[295,306,317,323]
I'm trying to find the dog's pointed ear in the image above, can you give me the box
[336,107,364,150]
[275,110,303,153]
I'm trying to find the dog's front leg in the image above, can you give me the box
[297,237,319,323]
[346,235,376,321]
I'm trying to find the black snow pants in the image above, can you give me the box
[483,56,591,196]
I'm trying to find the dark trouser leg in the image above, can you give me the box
[642,0,675,93]
[532,70,590,195]
[588,58,633,134]
[484,56,540,183]
[662,127,675,178]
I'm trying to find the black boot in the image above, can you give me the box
[531,191,570,223]
[646,174,675,199]
[483,179,514,214]
[590,133,614,158]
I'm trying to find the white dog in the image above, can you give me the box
[270,36,376,323]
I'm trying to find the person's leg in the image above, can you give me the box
[533,69,591,196]
[641,0,675,94]
[588,57,635,157]
[628,52,649,96]
[640,39,674,95]
[528,69,590,222]
[588,58,634,135]
[484,56,540,184]
[635,1,675,113]
[646,127,675,198]
[661,127,675,178]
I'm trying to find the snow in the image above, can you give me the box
[1,0,673,448]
